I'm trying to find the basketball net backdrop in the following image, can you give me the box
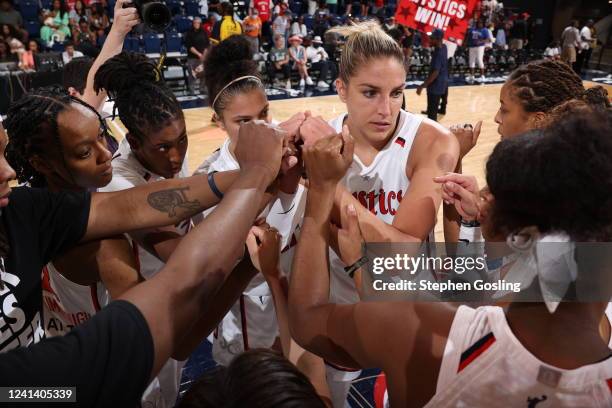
[395,0,480,45]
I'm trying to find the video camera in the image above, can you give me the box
[126,0,171,32]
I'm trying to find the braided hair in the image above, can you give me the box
[507,59,609,113]
[94,52,183,141]
[4,86,95,187]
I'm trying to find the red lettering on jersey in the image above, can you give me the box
[354,191,368,209]
[367,191,377,215]
[397,190,403,202]
[378,189,388,215]
[43,295,62,313]
[388,191,397,216]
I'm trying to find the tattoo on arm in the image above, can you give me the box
[147,187,202,218]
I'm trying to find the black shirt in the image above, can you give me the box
[0,300,154,408]
[0,187,90,352]
[185,28,210,59]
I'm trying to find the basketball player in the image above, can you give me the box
[92,51,276,407]
[441,60,610,245]
[191,35,308,368]
[298,21,459,406]
[290,109,612,407]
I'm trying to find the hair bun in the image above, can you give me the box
[94,52,160,95]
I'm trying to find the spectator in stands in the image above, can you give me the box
[72,17,98,57]
[2,23,24,55]
[211,2,242,43]
[576,19,594,74]
[544,40,561,60]
[250,0,272,46]
[495,22,507,49]
[19,38,38,71]
[561,20,580,70]
[383,16,396,32]
[203,15,216,36]
[359,0,368,17]
[466,19,489,83]
[69,0,89,26]
[417,28,447,121]
[305,35,333,88]
[208,0,222,19]
[62,40,84,63]
[0,0,20,28]
[244,9,262,54]
[40,0,72,46]
[326,0,338,15]
[307,0,317,15]
[0,38,17,62]
[0,0,26,43]
[185,17,210,93]
[288,34,313,87]
[89,3,110,33]
[198,0,208,19]
[485,23,495,49]
[371,0,384,16]
[290,15,307,38]
[509,12,527,50]
[272,8,290,43]
[268,34,291,89]
[313,4,329,37]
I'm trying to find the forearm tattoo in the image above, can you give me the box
[147,186,202,218]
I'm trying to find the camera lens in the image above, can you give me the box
[142,2,171,32]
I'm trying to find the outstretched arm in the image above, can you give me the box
[81,0,139,111]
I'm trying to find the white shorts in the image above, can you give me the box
[469,46,485,69]
[212,293,279,366]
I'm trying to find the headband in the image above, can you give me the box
[211,75,263,112]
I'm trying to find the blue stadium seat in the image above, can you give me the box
[144,33,162,53]
[123,35,140,52]
[175,16,192,33]
[51,41,65,52]
[165,31,182,53]
[25,20,40,38]
[290,0,302,15]
[184,0,199,17]
[304,14,313,30]
[40,0,52,9]
[165,0,182,15]
[19,1,39,21]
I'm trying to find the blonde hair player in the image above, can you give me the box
[298,21,459,406]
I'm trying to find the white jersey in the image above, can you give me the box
[193,138,306,366]
[100,138,192,279]
[98,137,189,408]
[327,110,425,304]
[41,263,109,337]
[429,306,612,407]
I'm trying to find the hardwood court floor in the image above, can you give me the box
[110,81,611,240]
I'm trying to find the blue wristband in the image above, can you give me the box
[208,171,224,199]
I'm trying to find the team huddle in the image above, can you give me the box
[0,18,611,408]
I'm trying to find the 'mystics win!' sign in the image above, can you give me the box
[395,0,479,45]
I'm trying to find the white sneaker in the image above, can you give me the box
[306,76,314,86]
[286,80,292,90]
[317,80,330,88]
[466,75,473,83]
[299,78,306,87]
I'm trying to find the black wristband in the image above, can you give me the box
[460,219,481,228]
[208,171,224,199]
[344,256,369,279]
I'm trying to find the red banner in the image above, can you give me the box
[395,0,479,46]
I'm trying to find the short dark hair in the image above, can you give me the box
[62,56,93,94]
[486,109,612,241]
[177,349,326,408]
